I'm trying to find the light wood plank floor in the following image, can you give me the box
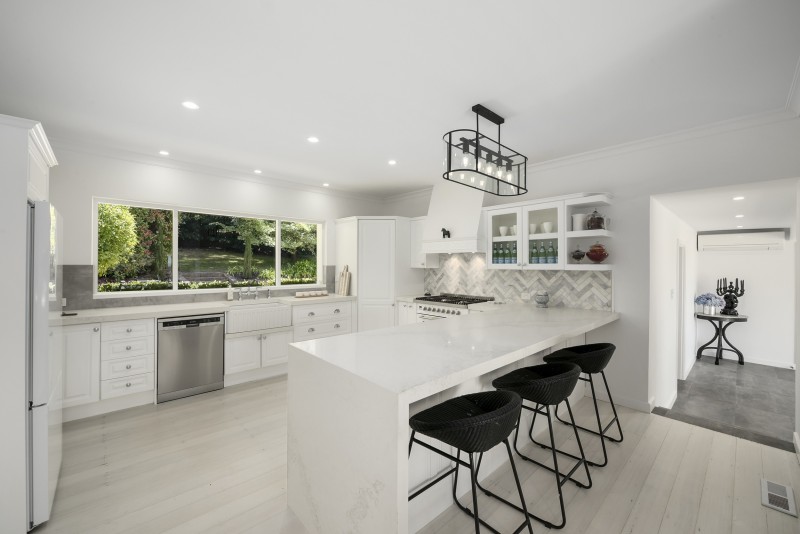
[39,377,800,534]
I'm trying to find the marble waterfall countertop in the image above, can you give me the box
[292,304,619,404]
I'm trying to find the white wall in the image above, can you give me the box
[795,182,800,449]
[49,148,384,267]
[649,199,698,408]
[696,246,795,369]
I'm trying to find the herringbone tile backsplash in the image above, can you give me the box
[424,254,612,311]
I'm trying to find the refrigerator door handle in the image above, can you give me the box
[30,403,46,409]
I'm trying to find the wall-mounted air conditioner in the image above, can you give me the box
[697,229,789,252]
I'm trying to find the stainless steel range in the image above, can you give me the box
[415,293,494,322]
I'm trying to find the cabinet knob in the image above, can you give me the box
[333,309,340,314]
[308,327,315,333]
[126,328,133,333]
[93,327,99,332]
[125,364,132,370]
[126,345,132,350]
[334,324,340,329]
[420,262,425,266]
[125,382,131,388]
[308,312,315,317]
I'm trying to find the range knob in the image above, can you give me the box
[455,310,461,315]
[445,309,451,314]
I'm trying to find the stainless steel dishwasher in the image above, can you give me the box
[157,314,225,403]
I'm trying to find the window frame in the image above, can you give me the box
[92,198,324,298]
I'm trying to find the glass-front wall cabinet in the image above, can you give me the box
[488,207,522,268]
[522,201,562,270]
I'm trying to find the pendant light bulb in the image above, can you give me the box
[462,154,470,167]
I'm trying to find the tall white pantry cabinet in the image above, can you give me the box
[335,217,424,332]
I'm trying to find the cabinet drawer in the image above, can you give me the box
[292,303,351,325]
[101,319,155,341]
[101,354,154,380]
[100,372,154,400]
[101,336,154,360]
[293,318,351,342]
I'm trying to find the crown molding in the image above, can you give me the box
[787,54,800,116]
[48,137,383,203]
[526,109,799,174]
[30,123,58,167]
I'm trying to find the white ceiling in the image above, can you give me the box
[2,1,800,196]
[655,178,798,232]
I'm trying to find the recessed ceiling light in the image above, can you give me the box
[307,137,319,143]
[182,101,200,110]
[388,160,397,165]
[158,150,169,156]
[322,183,330,187]
[737,225,743,228]
[735,214,744,218]
[254,169,262,174]
[733,196,745,201]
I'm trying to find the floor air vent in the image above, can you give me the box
[761,479,797,517]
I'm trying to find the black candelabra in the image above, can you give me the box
[716,277,745,316]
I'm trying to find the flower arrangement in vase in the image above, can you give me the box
[694,293,724,315]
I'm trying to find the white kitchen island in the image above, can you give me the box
[287,305,619,534]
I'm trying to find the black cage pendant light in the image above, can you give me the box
[442,104,527,196]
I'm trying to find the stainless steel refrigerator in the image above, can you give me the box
[26,200,62,530]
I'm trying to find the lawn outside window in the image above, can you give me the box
[93,199,322,295]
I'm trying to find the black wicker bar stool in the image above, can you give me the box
[543,343,623,468]
[408,390,534,534]
[489,362,591,530]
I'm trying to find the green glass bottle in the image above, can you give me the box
[538,241,546,263]
[530,241,538,264]
[547,241,555,263]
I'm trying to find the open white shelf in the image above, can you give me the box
[566,229,613,239]
[565,263,613,271]
[527,232,559,241]
[564,194,612,209]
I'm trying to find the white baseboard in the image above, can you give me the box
[743,356,796,369]
[224,362,287,387]
[663,390,678,410]
[64,390,153,422]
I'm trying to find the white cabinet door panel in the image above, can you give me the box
[357,220,395,300]
[358,303,394,332]
[63,324,100,408]
[262,330,292,366]
[224,335,262,375]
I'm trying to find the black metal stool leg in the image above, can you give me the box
[600,371,624,443]
[554,373,623,466]
[469,453,481,534]
[408,430,415,458]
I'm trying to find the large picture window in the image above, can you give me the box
[96,202,320,293]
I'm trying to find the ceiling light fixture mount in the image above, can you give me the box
[443,104,527,196]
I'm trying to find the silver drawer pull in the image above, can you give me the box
[308,311,315,317]
[93,327,99,332]
[126,345,132,350]
[334,324,340,329]
[126,328,133,333]
[125,382,131,387]
[125,364,132,370]
[308,327,315,333]
[334,309,340,314]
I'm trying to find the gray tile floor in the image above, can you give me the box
[670,357,795,447]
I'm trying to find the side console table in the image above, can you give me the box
[695,313,748,365]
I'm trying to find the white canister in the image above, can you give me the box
[542,221,554,233]
[529,223,537,234]
[510,225,517,236]
[571,213,587,231]
[499,226,508,236]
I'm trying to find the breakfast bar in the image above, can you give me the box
[287,305,619,533]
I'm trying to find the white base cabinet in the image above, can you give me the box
[224,328,293,376]
[62,323,101,408]
[396,301,418,325]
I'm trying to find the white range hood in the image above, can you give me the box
[422,180,486,254]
